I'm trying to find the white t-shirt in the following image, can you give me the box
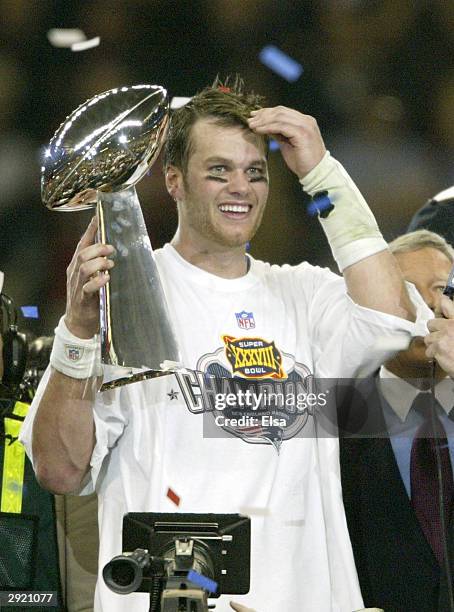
[21,245,427,612]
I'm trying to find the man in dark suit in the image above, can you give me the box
[339,227,454,612]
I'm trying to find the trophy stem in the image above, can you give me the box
[97,186,180,374]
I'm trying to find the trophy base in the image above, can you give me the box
[100,365,177,391]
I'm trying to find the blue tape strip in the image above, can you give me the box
[259,45,303,82]
[20,305,39,319]
[187,569,218,594]
[307,195,332,216]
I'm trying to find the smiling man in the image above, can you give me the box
[166,119,269,275]
[21,78,428,612]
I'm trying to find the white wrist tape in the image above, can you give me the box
[50,316,102,379]
[300,151,388,272]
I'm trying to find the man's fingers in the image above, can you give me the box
[76,216,98,252]
[249,107,316,129]
[67,254,114,297]
[82,270,111,295]
[427,317,445,332]
[250,105,308,122]
[425,344,436,359]
[424,329,440,347]
[440,295,454,319]
[68,243,115,275]
[78,255,114,282]
[248,120,300,140]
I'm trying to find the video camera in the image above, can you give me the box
[0,292,28,398]
[103,512,251,612]
[0,281,52,402]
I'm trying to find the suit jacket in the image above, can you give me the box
[337,375,454,612]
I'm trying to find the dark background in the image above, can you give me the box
[1,0,453,337]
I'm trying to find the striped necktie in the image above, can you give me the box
[410,392,453,566]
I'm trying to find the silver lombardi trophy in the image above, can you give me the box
[41,84,181,387]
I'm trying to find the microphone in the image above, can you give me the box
[443,264,454,301]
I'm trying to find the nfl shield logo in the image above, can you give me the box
[66,345,83,361]
[235,310,255,330]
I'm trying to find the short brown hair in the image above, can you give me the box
[163,75,268,172]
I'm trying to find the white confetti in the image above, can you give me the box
[239,506,270,517]
[71,37,101,52]
[170,97,192,110]
[0,270,4,293]
[47,28,86,48]
[372,335,411,352]
[160,360,182,371]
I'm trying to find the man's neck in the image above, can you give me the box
[170,234,249,279]
[384,359,445,390]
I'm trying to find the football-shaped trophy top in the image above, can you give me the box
[41,84,169,211]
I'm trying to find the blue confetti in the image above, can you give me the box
[259,45,303,83]
[307,195,333,217]
[269,139,280,151]
[21,305,39,319]
[187,570,218,594]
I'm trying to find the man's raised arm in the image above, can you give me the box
[30,217,114,494]
[248,106,415,321]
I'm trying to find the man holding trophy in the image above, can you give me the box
[21,78,429,611]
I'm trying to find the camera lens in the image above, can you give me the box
[103,554,145,594]
[110,560,135,587]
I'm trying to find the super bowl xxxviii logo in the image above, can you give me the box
[222,335,285,379]
[174,336,320,452]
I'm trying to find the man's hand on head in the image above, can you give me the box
[247,106,326,179]
[424,295,454,376]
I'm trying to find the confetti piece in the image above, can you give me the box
[170,96,192,110]
[47,28,86,48]
[20,306,39,319]
[0,271,4,293]
[239,506,270,517]
[269,139,280,151]
[160,360,182,371]
[71,37,101,52]
[187,570,218,594]
[307,194,333,217]
[259,45,303,83]
[372,336,411,352]
[166,487,181,506]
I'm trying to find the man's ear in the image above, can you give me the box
[165,165,184,202]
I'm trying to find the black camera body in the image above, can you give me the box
[0,293,28,394]
[103,512,251,612]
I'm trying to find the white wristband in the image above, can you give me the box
[300,151,388,272]
[50,316,102,379]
